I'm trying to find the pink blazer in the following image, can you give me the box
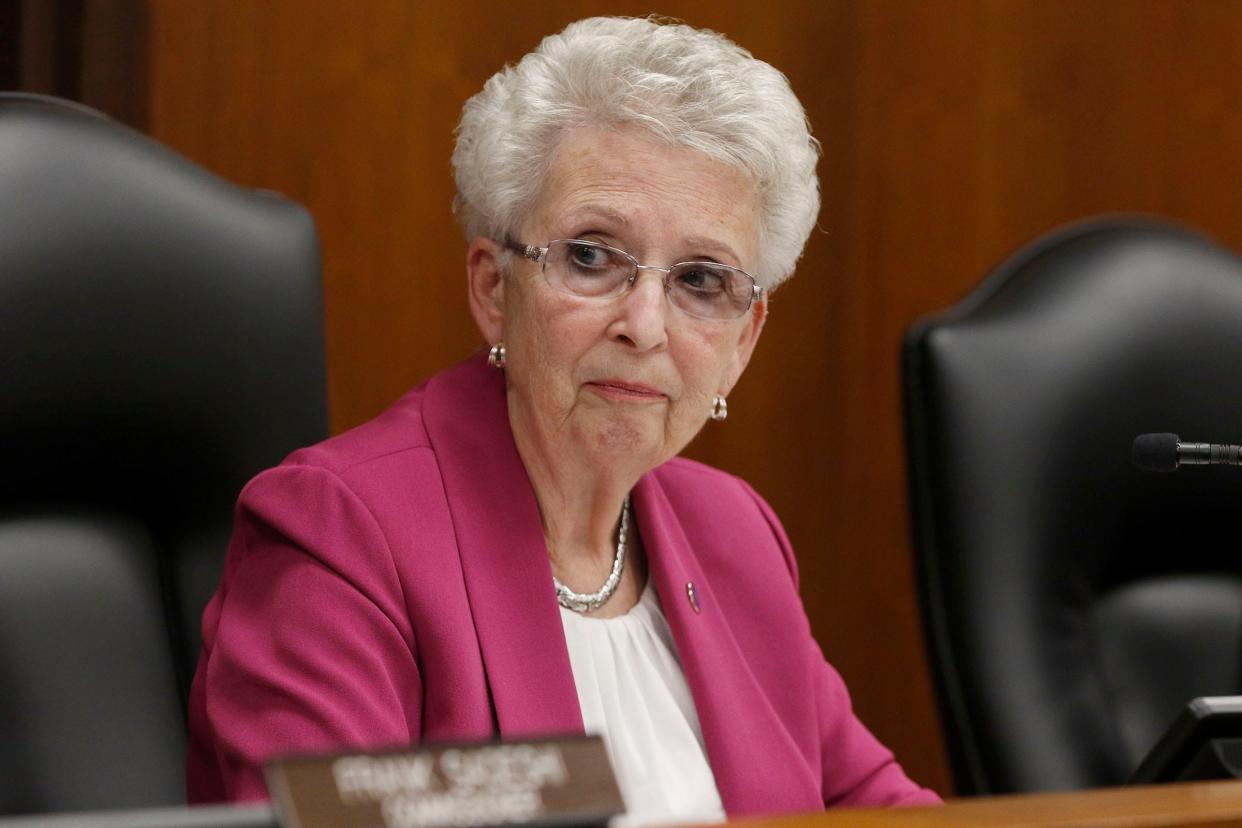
[187,352,939,813]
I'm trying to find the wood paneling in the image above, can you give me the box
[0,1,18,89]
[15,0,83,97]
[78,0,148,129]
[8,0,148,129]
[133,0,1242,798]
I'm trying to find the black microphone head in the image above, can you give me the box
[1133,432,1180,472]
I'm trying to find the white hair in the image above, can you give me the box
[452,16,820,290]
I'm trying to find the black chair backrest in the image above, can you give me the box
[0,93,328,814]
[904,217,1242,795]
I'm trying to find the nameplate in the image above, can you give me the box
[266,735,624,828]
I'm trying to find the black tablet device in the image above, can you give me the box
[1130,696,1242,784]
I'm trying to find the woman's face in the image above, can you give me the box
[469,124,767,476]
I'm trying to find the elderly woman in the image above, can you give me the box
[187,16,939,821]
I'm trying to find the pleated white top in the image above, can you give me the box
[559,581,725,827]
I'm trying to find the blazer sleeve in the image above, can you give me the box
[188,463,421,802]
[744,482,942,808]
[813,656,942,806]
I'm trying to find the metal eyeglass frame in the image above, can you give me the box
[504,238,763,320]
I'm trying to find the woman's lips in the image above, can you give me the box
[584,380,667,401]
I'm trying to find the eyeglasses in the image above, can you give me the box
[506,238,763,321]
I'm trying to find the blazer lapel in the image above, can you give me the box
[422,353,584,739]
[634,473,821,816]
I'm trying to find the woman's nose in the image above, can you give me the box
[609,269,670,351]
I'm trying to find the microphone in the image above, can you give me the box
[1132,433,1242,472]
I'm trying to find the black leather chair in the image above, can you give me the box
[0,93,328,815]
[904,216,1242,795]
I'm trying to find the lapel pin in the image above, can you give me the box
[686,581,701,614]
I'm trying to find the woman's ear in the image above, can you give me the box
[466,237,506,343]
[721,296,768,394]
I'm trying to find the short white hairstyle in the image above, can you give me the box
[452,16,820,290]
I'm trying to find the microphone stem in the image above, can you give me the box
[1178,442,1242,466]
[1211,444,1242,465]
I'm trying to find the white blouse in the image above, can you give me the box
[559,581,725,827]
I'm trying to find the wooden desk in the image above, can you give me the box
[741,781,1242,827]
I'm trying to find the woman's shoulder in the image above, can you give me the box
[226,379,452,581]
[226,383,440,533]
[283,383,434,477]
[650,455,745,488]
[645,459,789,583]
[649,456,775,517]
[272,352,498,480]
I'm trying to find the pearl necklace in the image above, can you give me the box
[553,496,630,613]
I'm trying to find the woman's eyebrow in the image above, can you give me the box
[680,236,742,263]
[561,203,630,227]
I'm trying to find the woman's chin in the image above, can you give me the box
[579,413,665,463]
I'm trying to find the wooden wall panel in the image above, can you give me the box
[0,1,18,89]
[8,0,148,129]
[78,0,149,129]
[140,0,1242,798]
